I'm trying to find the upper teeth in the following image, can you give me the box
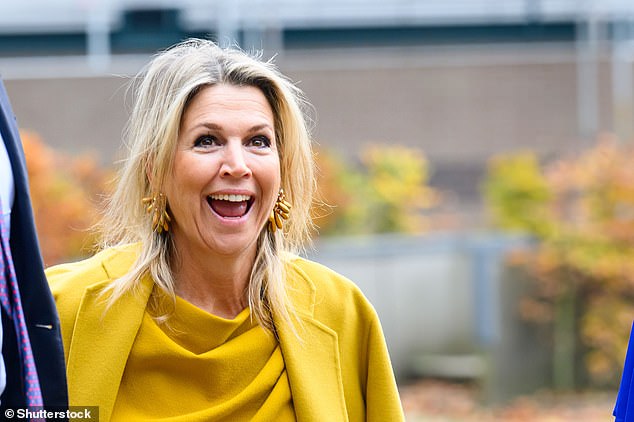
[209,194,251,202]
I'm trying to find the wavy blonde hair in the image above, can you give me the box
[99,39,315,333]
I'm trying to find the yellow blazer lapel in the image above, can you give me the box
[276,265,349,422]
[67,271,152,421]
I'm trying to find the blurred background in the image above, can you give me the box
[3,0,634,420]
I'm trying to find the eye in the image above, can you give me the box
[249,135,272,148]
[194,135,218,148]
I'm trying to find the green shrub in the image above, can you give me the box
[313,145,440,236]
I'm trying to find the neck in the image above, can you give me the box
[171,241,255,319]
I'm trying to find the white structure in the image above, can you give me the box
[1,1,633,37]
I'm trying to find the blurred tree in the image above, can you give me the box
[21,130,109,266]
[483,136,634,387]
[484,152,553,236]
[313,145,440,236]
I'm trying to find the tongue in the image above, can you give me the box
[210,199,248,218]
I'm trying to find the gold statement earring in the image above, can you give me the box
[142,192,171,233]
[268,189,291,233]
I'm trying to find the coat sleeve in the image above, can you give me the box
[364,309,405,421]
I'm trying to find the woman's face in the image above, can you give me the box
[164,84,280,261]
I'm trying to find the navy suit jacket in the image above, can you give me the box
[0,78,68,409]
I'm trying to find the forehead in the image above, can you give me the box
[181,84,274,126]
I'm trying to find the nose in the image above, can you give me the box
[220,141,251,179]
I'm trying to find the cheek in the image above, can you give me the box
[256,161,281,211]
[266,163,282,193]
[173,153,211,186]
[269,154,282,182]
[167,159,208,207]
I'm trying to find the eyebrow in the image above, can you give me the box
[194,123,274,133]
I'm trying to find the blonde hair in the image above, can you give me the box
[99,39,315,333]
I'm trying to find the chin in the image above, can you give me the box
[204,234,260,258]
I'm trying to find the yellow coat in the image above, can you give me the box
[46,245,405,422]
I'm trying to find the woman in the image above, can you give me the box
[46,39,404,421]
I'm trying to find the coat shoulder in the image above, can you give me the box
[46,244,138,294]
[287,256,377,322]
[288,256,363,296]
[45,244,139,319]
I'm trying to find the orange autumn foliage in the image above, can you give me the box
[21,130,109,265]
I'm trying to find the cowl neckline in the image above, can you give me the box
[159,295,253,354]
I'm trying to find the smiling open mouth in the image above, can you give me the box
[207,194,253,218]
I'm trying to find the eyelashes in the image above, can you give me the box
[194,135,217,147]
[193,135,273,149]
[250,135,272,148]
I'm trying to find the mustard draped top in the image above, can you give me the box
[110,297,295,421]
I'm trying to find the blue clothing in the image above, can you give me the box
[615,322,634,421]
